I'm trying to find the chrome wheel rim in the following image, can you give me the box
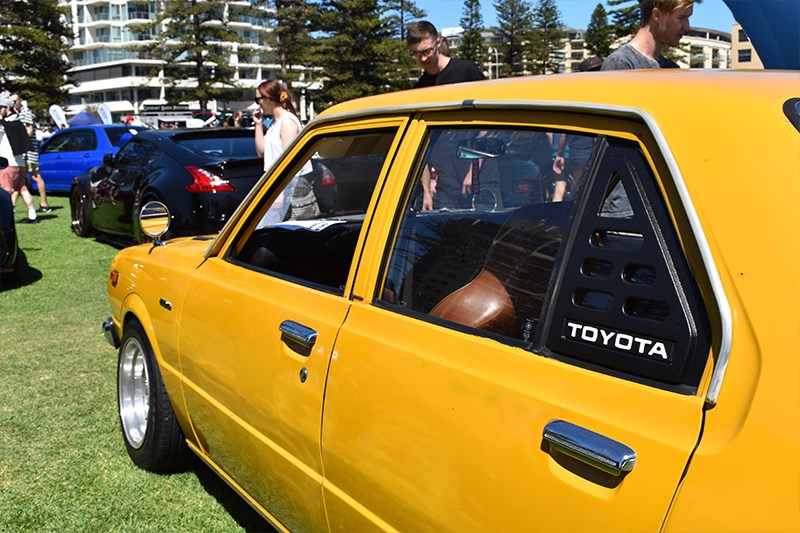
[118,337,150,449]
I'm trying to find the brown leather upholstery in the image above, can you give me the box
[429,269,516,336]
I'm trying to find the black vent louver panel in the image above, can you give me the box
[545,138,710,391]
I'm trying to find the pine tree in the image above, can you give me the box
[384,0,427,40]
[607,0,640,39]
[315,0,397,107]
[0,0,73,120]
[264,0,317,82]
[528,0,563,75]
[459,0,485,66]
[493,0,533,77]
[131,0,243,110]
[585,3,615,57]
[382,0,427,90]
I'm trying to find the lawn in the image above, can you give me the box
[0,194,269,532]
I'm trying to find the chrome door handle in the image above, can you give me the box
[279,320,317,353]
[542,420,636,477]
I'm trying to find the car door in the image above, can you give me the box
[60,128,98,186]
[91,138,156,237]
[320,112,716,531]
[39,129,96,189]
[176,118,408,531]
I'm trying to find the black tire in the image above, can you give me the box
[70,188,93,237]
[117,318,190,472]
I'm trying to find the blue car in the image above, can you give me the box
[38,125,146,191]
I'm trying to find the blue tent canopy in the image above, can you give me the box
[723,0,800,69]
[67,109,103,126]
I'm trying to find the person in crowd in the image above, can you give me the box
[0,96,37,223]
[253,78,304,172]
[407,21,485,88]
[253,79,316,224]
[439,35,451,58]
[407,22,486,209]
[12,93,50,213]
[602,0,693,70]
[577,56,603,72]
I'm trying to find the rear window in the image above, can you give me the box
[174,135,258,159]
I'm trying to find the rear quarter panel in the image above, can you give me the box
[659,81,800,531]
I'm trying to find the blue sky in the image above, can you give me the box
[418,0,736,33]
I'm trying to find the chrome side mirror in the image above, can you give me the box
[139,201,170,246]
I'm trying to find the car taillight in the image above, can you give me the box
[319,163,335,186]
[184,166,234,193]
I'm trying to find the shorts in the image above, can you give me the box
[0,165,28,194]
[26,160,39,174]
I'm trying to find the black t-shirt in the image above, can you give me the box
[415,58,486,88]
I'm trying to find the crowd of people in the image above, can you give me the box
[0,0,694,224]
[0,91,50,224]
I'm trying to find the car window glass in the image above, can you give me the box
[231,129,397,294]
[380,126,585,342]
[69,131,97,152]
[41,132,74,153]
[115,139,152,166]
[174,135,258,159]
[378,126,711,393]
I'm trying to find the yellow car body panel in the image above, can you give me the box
[105,71,800,531]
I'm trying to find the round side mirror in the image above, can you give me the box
[139,201,171,240]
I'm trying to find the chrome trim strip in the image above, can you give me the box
[543,420,636,477]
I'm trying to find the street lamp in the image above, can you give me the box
[488,47,500,79]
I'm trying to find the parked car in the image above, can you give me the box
[69,127,264,245]
[103,71,800,532]
[38,125,147,191]
[0,187,20,283]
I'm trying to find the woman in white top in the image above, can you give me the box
[253,79,303,172]
[253,79,316,226]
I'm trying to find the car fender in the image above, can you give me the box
[119,291,195,442]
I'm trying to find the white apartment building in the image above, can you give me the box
[60,0,279,121]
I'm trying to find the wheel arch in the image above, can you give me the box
[119,296,197,450]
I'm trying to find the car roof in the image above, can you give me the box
[132,127,254,142]
[317,70,796,130]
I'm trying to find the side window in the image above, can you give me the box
[379,126,711,393]
[41,132,74,153]
[380,126,587,337]
[115,139,153,167]
[70,131,97,151]
[231,129,397,294]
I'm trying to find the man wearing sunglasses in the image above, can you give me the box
[408,21,485,88]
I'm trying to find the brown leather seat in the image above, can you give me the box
[428,202,569,340]
[429,268,516,336]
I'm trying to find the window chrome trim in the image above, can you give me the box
[304,99,734,406]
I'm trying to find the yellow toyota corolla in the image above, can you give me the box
[104,70,800,532]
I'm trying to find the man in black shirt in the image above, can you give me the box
[407,21,485,89]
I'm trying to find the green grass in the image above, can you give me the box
[0,194,269,532]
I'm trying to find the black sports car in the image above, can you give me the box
[69,128,265,245]
[0,187,20,284]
